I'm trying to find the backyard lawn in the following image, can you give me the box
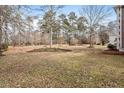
[0,45,124,87]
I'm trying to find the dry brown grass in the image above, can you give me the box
[0,44,124,88]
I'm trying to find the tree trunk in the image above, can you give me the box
[12,24,16,47]
[89,30,94,48]
[0,27,2,55]
[5,22,9,45]
[19,31,21,46]
[102,41,105,46]
[90,37,93,47]
[50,27,53,48]
[0,16,3,55]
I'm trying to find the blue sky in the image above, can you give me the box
[25,5,116,20]
[23,5,117,29]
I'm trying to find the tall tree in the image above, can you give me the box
[26,16,33,45]
[0,5,13,55]
[38,5,63,48]
[80,5,112,48]
[77,16,87,32]
[59,12,87,45]
[59,12,78,45]
[68,12,77,32]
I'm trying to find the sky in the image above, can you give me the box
[26,5,116,18]
[22,5,117,30]
[24,5,82,16]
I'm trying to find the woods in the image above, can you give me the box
[0,5,117,55]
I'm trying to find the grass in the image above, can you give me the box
[0,45,124,87]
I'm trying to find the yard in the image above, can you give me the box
[0,45,124,88]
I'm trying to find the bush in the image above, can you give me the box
[69,37,78,45]
[57,37,65,44]
[99,31,109,45]
[1,43,8,51]
[25,42,32,46]
[96,43,101,45]
[107,44,117,50]
[77,36,89,44]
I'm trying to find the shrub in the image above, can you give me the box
[99,31,109,45]
[81,37,89,44]
[25,42,32,46]
[107,44,117,50]
[96,43,101,45]
[77,35,89,44]
[57,37,65,44]
[69,37,78,45]
[1,43,8,51]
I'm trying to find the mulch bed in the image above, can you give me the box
[102,49,124,55]
[27,48,72,53]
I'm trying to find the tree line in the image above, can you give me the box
[0,5,117,55]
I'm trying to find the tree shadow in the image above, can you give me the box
[0,54,6,57]
[27,48,72,53]
[102,50,124,56]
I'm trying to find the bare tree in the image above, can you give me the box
[107,20,119,34]
[9,6,31,46]
[0,5,13,55]
[80,5,112,48]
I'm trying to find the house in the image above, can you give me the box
[114,5,124,52]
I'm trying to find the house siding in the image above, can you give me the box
[122,7,124,48]
[115,5,124,51]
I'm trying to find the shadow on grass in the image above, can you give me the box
[0,54,6,57]
[27,48,72,53]
[102,50,124,55]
